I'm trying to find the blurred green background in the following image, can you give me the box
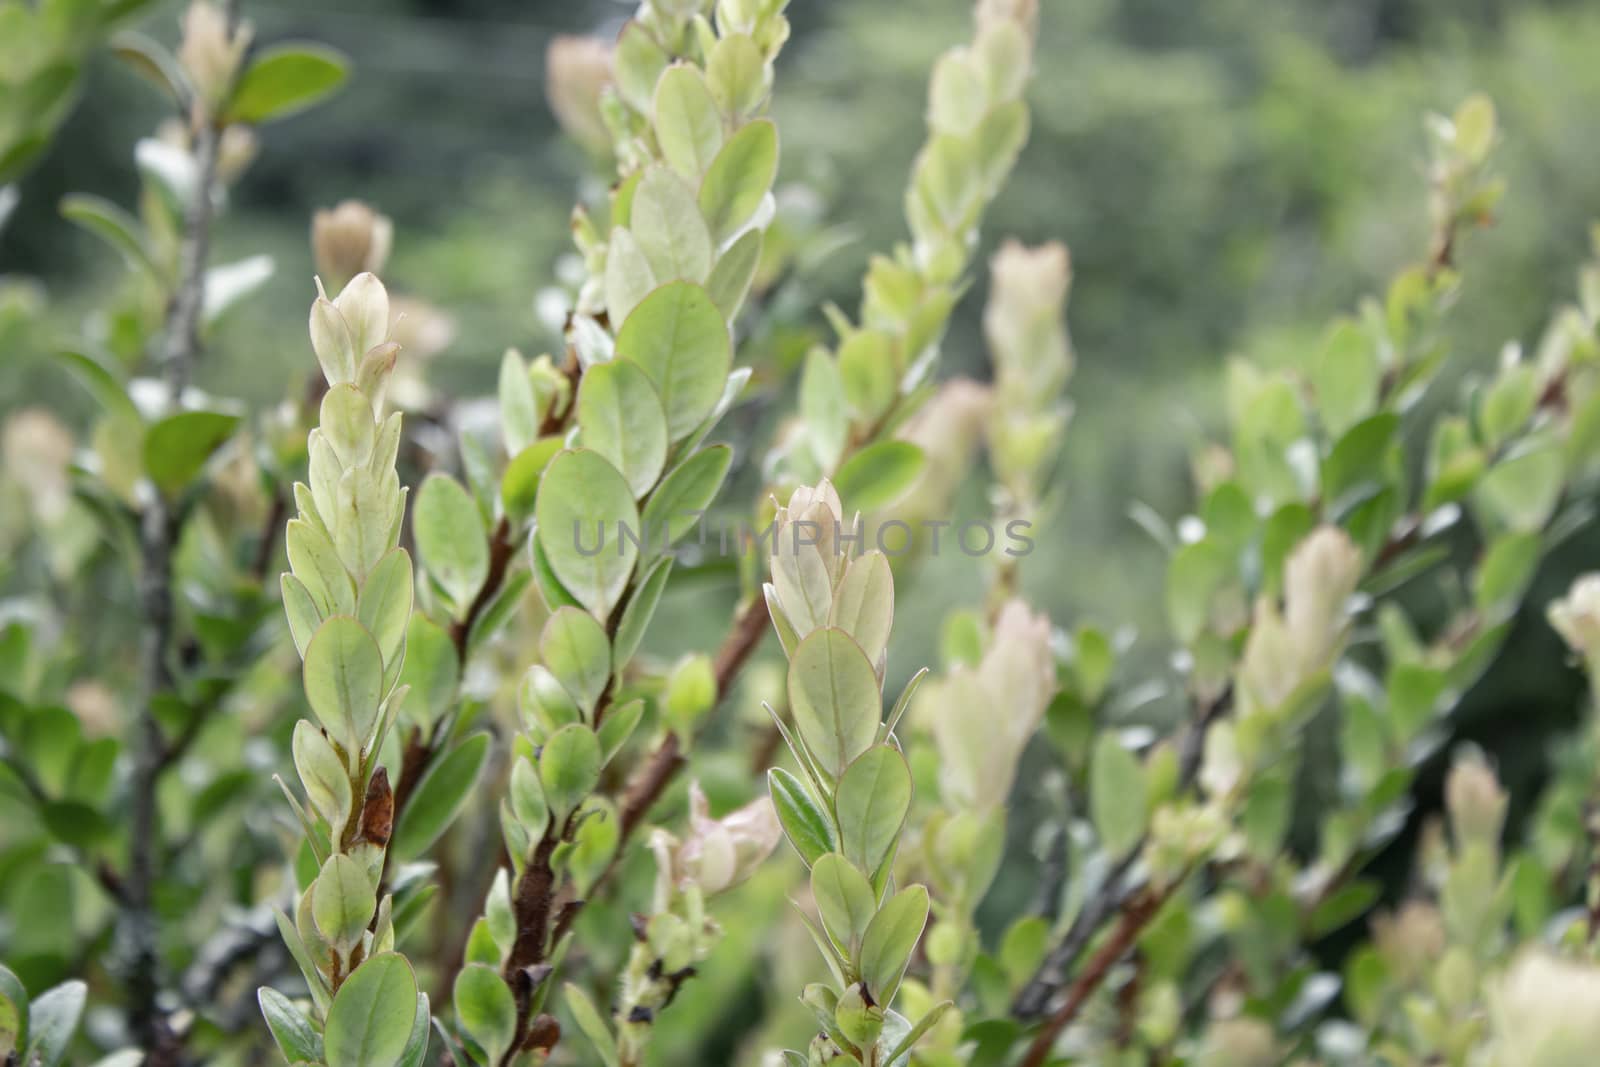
[4,0,1600,1056]
[6,0,1600,623]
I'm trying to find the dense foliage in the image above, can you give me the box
[6,1,1600,1066]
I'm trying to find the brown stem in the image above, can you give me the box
[1015,685,1231,1019]
[500,829,564,1065]
[1017,887,1167,1067]
[616,595,770,845]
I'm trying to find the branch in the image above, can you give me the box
[126,14,237,1048]
[1013,684,1232,1020]
[616,594,770,845]
[1017,886,1167,1067]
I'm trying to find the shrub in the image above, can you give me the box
[4,1,1600,1066]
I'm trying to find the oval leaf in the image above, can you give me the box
[413,474,489,620]
[534,449,640,619]
[698,119,778,244]
[787,628,882,779]
[615,281,731,441]
[833,440,925,513]
[811,853,876,956]
[303,616,384,751]
[577,358,669,497]
[834,745,911,876]
[859,885,930,1005]
[538,723,602,820]
[452,963,516,1066]
[640,445,732,549]
[324,953,418,1067]
[227,43,350,124]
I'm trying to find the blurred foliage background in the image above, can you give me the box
[5,0,1600,1059]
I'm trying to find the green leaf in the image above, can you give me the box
[143,410,240,497]
[259,986,325,1063]
[226,44,350,124]
[838,330,897,422]
[830,552,894,666]
[833,441,925,512]
[801,349,848,471]
[577,358,669,497]
[1474,531,1542,621]
[413,474,489,620]
[592,701,641,771]
[54,348,140,424]
[535,449,640,619]
[396,614,458,729]
[519,664,582,739]
[509,755,549,836]
[0,991,19,1061]
[604,226,657,325]
[563,982,620,1067]
[698,118,777,243]
[614,26,668,112]
[811,853,876,956]
[654,64,724,177]
[769,767,837,867]
[312,853,377,951]
[498,349,539,455]
[452,964,516,1066]
[612,556,673,670]
[282,576,323,659]
[540,606,612,716]
[705,228,762,320]
[641,445,732,549]
[615,281,731,440]
[501,436,564,523]
[706,33,767,116]
[539,723,602,820]
[882,1001,954,1065]
[303,616,384,751]
[60,193,155,276]
[630,165,712,283]
[324,953,418,1067]
[1474,439,1564,533]
[1309,321,1378,437]
[1089,732,1147,858]
[787,628,882,779]
[24,980,85,1067]
[860,885,930,1004]
[1165,539,1231,643]
[397,994,431,1067]
[834,745,912,876]
[1308,880,1382,937]
[391,732,491,860]
[357,548,413,673]
[0,964,28,1052]
[293,720,353,836]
